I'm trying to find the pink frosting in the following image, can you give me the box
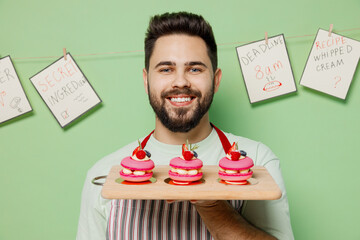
[121,156,155,170]
[168,170,203,182]
[218,170,253,181]
[169,157,203,169]
[218,156,254,171]
[119,170,153,182]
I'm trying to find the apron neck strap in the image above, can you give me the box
[140,130,154,149]
[141,123,231,154]
[210,123,231,154]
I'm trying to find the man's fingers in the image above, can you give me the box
[190,200,220,207]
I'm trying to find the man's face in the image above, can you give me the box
[143,34,221,132]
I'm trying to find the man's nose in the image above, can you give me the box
[171,71,191,88]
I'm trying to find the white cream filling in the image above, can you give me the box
[131,155,150,161]
[133,171,145,176]
[170,97,192,103]
[220,168,250,174]
[123,168,152,175]
[226,154,246,160]
[123,168,133,174]
[171,167,202,175]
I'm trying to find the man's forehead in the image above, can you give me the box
[149,34,211,68]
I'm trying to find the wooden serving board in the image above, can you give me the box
[101,165,281,200]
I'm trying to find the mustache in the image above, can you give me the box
[161,88,202,98]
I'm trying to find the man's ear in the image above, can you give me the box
[143,68,149,95]
[213,68,222,93]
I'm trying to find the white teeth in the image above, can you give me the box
[170,97,191,103]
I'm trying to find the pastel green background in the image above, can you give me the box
[1,0,359,239]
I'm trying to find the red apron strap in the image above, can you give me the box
[210,123,231,154]
[141,124,231,154]
[140,130,154,149]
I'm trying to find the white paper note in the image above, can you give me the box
[30,53,101,127]
[236,34,297,103]
[0,56,32,124]
[300,29,360,99]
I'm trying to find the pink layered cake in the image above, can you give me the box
[119,143,155,182]
[218,142,254,185]
[169,141,203,184]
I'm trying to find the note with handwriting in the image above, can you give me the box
[0,56,32,124]
[236,34,297,103]
[300,29,360,99]
[30,53,101,127]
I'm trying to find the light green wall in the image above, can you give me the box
[1,0,359,239]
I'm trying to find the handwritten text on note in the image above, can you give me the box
[30,53,101,127]
[0,56,32,124]
[236,34,297,103]
[300,29,360,99]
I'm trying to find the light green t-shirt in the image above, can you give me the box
[77,128,294,240]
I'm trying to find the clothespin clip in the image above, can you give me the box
[265,32,268,45]
[63,48,67,60]
[328,24,333,37]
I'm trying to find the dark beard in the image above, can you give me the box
[148,85,214,133]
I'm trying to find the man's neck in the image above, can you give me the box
[153,115,213,145]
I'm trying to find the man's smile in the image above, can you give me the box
[166,95,196,106]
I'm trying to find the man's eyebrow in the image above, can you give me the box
[185,61,207,68]
[154,61,176,68]
[154,61,208,69]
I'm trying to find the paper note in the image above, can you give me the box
[0,56,32,124]
[300,29,360,99]
[30,53,101,127]
[236,34,297,103]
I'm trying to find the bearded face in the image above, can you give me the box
[144,35,220,132]
[148,82,214,132]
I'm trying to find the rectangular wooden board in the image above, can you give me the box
[101,165,281,200]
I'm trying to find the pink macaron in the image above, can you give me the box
[218,156,254,182]
[218,143,254,184]
[120,155,155,182]
[169,157,203,182]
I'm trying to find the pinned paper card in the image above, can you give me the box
[300,29,360,99]
[236,34,297,103]
[0,56,32,124]
[30,53,101,127]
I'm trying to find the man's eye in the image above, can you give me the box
[159,68,172,73]
[189,68,202,73]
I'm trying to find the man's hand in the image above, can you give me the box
[166,200,219,206]
[191,200,277,240]
[189,200,219,207]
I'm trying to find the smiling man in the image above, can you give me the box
[77,12,294,240]
[144,33,221,141]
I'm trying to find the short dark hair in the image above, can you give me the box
[144,12,217,72]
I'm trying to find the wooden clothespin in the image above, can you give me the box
[63,48,67,60]
[328,24,333,37]
[265,32,268,45]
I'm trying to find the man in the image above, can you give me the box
[77,12,294,240]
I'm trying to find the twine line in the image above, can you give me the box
[11,27,360,60]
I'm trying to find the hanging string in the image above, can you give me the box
[217,27,360,46]
[11,27,360,61]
